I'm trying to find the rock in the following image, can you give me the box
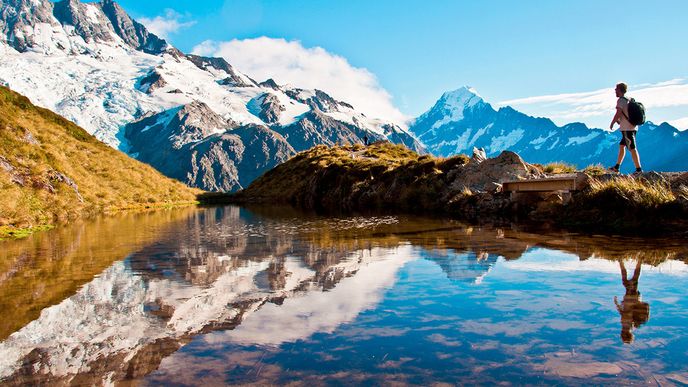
[472,147,487,163]
[49,170,84,202]
[137,69,167,94]
[23,129,40,145]
[483,182,502,193]
[639,171,667,185]
[0,156,14,173]
[259,79,280,90]
[574,172,592,191]
[252,93,285,125]
[449,151,543,193]
[670,172,688,190]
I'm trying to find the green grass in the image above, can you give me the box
[0,85,202,234]
[0,225,54,240]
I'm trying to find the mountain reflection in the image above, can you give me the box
[0,206,686,384]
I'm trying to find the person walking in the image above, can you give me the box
[608,82,642,174]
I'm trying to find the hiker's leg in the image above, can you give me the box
[630,149,641,169]
[616,145,626,165]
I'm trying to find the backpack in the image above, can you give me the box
[624,97,646,126]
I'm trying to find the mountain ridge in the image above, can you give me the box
[410,86,688,172]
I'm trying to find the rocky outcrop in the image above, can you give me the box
[258,78,280,90]
[98,0,167,54]
[185,53,256,87]
[251,93,285,125]
[0,0,168,54]
[52,0,115,44]
[447,151,543,193]
[0,0,58,52]
[136,68,166,94]
[276,110,379,152]
[183,125,295,191]
[126,105,295,192]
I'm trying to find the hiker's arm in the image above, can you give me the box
[610,109,622,130]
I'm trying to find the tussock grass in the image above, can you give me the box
[543,162,577,174]
[562,176,683,234]
[583,164,606,176]
[0,86,201,234]
[587,177,675,208]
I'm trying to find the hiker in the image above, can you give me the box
[613,260,650,343]
[608,82,642,174]
[363,135,369,146]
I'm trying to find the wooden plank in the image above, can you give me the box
[503,177,577,192]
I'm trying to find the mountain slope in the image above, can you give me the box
[0,85,200,231]
[410,87,688,172]
[0,0,423,192]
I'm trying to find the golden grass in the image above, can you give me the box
[235,142,469,211]
[543,161,577,174]
[0,86,201,233]
[587,177,676,208]
[583,164,606,176]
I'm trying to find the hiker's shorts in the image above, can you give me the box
[620,131,637,150]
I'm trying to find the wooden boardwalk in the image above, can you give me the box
[502,174,580,194]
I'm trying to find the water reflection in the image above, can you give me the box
[0,206,686,385]
[614,261,650,343]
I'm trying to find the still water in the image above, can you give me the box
[0,206,687,385]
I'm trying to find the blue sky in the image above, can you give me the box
[109,0,688,128]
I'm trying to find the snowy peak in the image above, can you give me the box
[0,0,168,54]
[440,86,483,107]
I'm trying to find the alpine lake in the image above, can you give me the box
[1,205,687,386]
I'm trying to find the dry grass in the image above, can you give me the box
[583,164,606,176]
[543,162,577,174]
[234,142,469,211]
[587,177,676,208]
[0,86,201,233]
[560,175,684,234]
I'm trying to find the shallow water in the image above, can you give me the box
[1,206,687,385]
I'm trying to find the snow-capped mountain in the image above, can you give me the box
[0,0,423,192]
[410,86,688,172]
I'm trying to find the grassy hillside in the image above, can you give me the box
[227,142,470,211]
[0,85,201,236]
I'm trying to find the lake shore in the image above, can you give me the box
[208,143,688,236]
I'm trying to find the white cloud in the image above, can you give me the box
[669,116,688,130]
[191,37,408,124]
[498,78,688,130]
[139,9,195,39]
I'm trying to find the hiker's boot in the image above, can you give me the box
[607,164,620,174]
[632,168,643,177]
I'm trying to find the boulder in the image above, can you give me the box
[449,151,543,193]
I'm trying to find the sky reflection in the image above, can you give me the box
[0,206,687,385]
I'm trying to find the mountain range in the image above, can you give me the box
[0,0,422,191]
[409,87,688,172]
[1,0,686,192]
